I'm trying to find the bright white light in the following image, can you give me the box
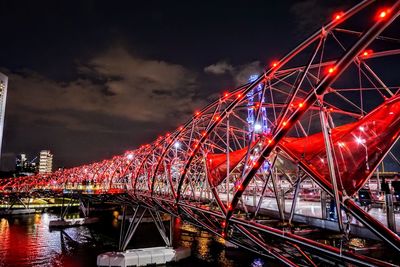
[338,142,345,148]
[127,154,134,160]
[248,74,259,82]
[355,137,365,144]
[174,142,181,149]
[359,126,365,132]
[254,123,262,132]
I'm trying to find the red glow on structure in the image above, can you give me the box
[237,93,242,98]
[224,92,229,97]
[272,61,279,68]
[377,8,390,20]
[228,204,232,210]
[328,67,336,74]
[282,121,287,127]
[179,126,184,130]
[298,102,304,108]
[202,131,207,137]
[361,49,373,58]
[195,111,200,116]
[333,12,344,21]
[221,221,226,227]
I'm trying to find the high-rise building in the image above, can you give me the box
[0,73,8,164]
[38,150,53,173]
[16,153,27,171]
[16,153,37,175]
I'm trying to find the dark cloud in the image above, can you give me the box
[204,60,263,85]
[204,61,234,75]
[1,46,208,169]
[7,46,202,126]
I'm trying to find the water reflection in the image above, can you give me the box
[0,212,269,267]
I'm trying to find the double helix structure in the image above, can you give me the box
[1,0,400,265]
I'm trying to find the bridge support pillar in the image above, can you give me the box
[118,206,172,252]
[386,193,396,233]
[321,191,327,220]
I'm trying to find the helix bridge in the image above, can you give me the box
[1,0,400,266]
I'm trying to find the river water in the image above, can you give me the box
[0,210,274,267]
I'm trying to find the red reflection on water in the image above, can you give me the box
[0,217,40,266]
[0,214,86,267]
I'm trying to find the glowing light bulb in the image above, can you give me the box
[254,123,262,132]
[377,8,390,20]
[355,137,365,144]
[333,12,344,21]
[173,142,181,149]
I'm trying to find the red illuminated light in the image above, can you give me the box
[361,49,373,58]
[333,12,344,21]
[328,67,336,74]
[376,8,390,20]
[272,61,278,68]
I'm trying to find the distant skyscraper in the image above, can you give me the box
[16,153,27,171]
[38,150,53,173]
[16,153,37,175]
[0,73,8,164]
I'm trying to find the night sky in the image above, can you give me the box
[0,0,355,170]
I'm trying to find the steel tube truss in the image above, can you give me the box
[1,0,400,265]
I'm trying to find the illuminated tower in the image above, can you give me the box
[38,150,53,173]
[0,73,8,164]
[247,75,269,136]
[247,74,270,172]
